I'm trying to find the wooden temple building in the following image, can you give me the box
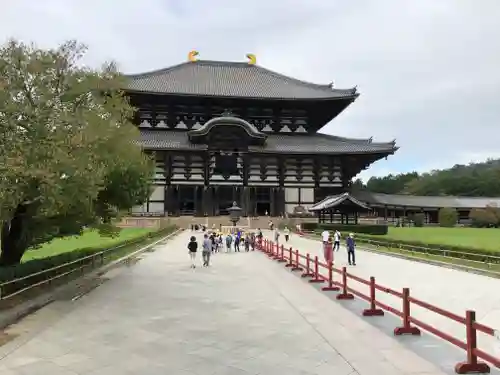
[126,52,398,217]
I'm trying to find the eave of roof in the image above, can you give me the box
[137,130,397,155]
[353,191,500,209]
[309,193,371,211]
[124,60,358,101]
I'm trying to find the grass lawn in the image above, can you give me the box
[367,227,500,252]
[22,228,154,262]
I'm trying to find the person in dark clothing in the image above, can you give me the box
[250,232,256,251]
[244,234,250,252]
[187,236,198,268]
[346,233,356,266]
[234,234,240,252]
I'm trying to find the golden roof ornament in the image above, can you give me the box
[246,53,256,65]
[188,50,199,62]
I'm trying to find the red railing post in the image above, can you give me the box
[336,267,354,300]
[394,288,421,336]
[322,261,340,291]
[267,241,275,257]
[285,247,293,268]
[277,244,287,263]
[309,256,324,283]
[291,250,302,271]
[301,253,314,278]
[362,277,384,316]
[454,310,490,374]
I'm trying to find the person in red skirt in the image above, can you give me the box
[323,236,334,264]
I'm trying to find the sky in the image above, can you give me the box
[1,0,500,181]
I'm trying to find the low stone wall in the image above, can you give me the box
[117,217,162,229]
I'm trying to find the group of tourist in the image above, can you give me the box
[321,229,357,266]
[187,227,264,268]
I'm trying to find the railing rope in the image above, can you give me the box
[394,288,421,336]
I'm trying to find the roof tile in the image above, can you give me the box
[137,130,397,155]
[125,60,358,100]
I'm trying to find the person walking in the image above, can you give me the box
[187,236,198,268]
[202,234,212,267]
[283,226,290,242]
[234,232,241,252]
[244,234,250,252]
[321,228,330,254]
[225,233,233,252]
[346,233,356,266]
[333,230,341,252]
[324,237,333,264]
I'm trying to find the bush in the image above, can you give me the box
[438,208,458,227]
[302,222,388,235]
[0,225,178,284]
[469,205,500,228]
[411,213,425,227]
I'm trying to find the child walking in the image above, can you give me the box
[187,236,198,268]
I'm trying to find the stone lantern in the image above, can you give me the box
[227,201,242,227]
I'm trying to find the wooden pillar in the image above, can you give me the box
[270,187,276,216]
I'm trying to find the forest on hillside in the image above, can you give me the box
[353,159,500,197]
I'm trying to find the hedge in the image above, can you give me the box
[353,234,500,262]
[302,222,388,235]
[0,225,178,284]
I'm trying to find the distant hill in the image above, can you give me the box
[353,159,500,197]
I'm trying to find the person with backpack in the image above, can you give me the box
[187,236,198,268]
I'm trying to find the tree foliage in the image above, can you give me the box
[469,205,500,228]
[438,208,458,227]
[359,160,500,196]
[0,39,154,265]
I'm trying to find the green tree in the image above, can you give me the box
[365,172,419,194]
[0,39,154,265]
[438,208,458,227]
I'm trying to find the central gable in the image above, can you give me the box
[187,111,267,149]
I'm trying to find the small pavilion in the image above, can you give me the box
[309,192,371,224]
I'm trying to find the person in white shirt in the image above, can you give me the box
[321,229,330,253]
[333,230,341,251]
[283,226,290,242]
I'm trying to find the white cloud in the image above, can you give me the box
[1,0,500,180]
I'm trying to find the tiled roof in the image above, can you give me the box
[309,193,371,211]
[125,60,358,100]
[138,130,397,155]
[353,191,500,209]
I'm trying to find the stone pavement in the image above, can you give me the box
[0,230,476,375]
[266,230,500,369]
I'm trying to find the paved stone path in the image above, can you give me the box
[266,230,500,369]
[0,230,489,374]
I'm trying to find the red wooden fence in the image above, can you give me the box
[259,239,499,374]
